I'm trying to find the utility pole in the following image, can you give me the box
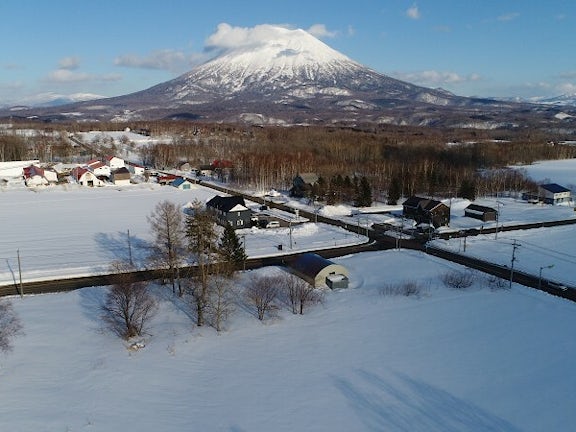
[17,249,23,298]
[127,229,133,266]
[509,240,520,289]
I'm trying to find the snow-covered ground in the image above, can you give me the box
[1,250,575,432]
[0,183,366,286]
[1,157,575,431]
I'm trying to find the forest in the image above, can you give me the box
[2,119,576,204]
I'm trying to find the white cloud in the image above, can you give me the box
[58,56,80,70]
[114,49,189,73]
[44,69,121,83]
[205,23,286,51]
[497,12,519,22]
[307,24,337,38]
[406,4,420,20]
[46,69,92,83]
[393,70,481,86]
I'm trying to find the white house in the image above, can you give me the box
[538,183,572,205]
[23,165,58,186]
[126,161,146,176]
[106,156,125,170]
[70,167,105,187]
[86,159,111,177]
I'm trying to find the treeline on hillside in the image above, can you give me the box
[3,120,576,201]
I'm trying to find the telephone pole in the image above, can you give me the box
[509,240,520,289]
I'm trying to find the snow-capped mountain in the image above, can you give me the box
[3,25,574,127]
[2,92,104,110]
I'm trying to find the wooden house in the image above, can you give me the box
[402,196,450,228]
[464,204,498,222]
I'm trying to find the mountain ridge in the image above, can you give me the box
[3,25,575,128]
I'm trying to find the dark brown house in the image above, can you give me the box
[464,204,497,222]
[402,196,450,228]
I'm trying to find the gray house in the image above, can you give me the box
[290,253,349,289]
[206,195,252,229]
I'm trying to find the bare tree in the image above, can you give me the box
[441,270,475,290]
[147,200,185,295]
[185,200,218,327]
[281,273,323,315]
[0,299,24,353]
[245,274,280,321]
[101,262,158,340]
[207,273,235,332]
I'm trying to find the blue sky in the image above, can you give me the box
[1,0,575,104]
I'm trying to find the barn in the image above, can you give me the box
[464,203,498,222]
[290,253,349,289]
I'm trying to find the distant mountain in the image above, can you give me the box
[3,25,575,128]
[3,92,104,110]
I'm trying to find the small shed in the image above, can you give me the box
[464,203,497,222]
[172,177,194,190]
[290,253,349,289]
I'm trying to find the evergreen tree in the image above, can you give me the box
[219,223,247,273]
[355,176,373,207]
[458,178,477,200]
[387,176,402,205]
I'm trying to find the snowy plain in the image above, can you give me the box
[0,157,575,431]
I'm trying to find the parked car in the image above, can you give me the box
[265,221,280,229]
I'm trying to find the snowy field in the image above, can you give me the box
[0,183,366,286]
[1,250,575,432]
[0,157,575,431]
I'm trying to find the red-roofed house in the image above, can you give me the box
[86,160,111,177]
[23,165,58,186]
[70,167,105,187]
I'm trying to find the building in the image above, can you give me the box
[289,253,349,289]
[106,156,125,170]
[538,183,571,205]
[111,167,131,185]
[402,196,451,228]
[464,203,498,222]
[206,195,252,229]
[171,177,194,190]
[70,167,105,187]
[23,164,58,186]
[290,173,319,198]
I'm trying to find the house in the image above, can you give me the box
[206,195,252,229]
[157,174,178,185]
[23,164,58,186]
[289,253,349,289]
[402,196,450,228]
[106,156,125,170]
[290,173,319,198]
[126,161,146,176]
[464,203,498,222]
[177,161,192,172]
[111,167,131,185]
[538,183,571,205]
[70,167,105,187]
[171,177,194,190]
[86,159,111,178]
